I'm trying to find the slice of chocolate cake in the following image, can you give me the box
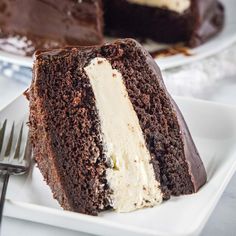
[29,38,206,215]
[104,0,224,47]
[0,0,103,56]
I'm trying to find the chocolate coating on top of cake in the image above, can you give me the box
[0,0,103,56]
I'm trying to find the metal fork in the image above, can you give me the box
[0,119,32,229]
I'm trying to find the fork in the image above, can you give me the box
[0,119,32,230]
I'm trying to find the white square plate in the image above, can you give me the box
[1,95,236,236]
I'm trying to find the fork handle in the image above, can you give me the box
[0,173,9,229]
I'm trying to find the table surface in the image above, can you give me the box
[0,69,236,236]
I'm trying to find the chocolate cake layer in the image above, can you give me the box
[30,47,112,215]
[0,0,103,56]
[29,38,206,215]
[104,0,224,47]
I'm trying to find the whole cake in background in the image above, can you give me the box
[28,38,207,215]
[0,0,224,56]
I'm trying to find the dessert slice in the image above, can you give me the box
[0,0,103,56]
[104,0,224,47]
[29,38,206,215]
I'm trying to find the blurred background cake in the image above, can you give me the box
[0,0,224,56]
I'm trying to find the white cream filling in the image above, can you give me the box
[127,0,190,14]
[84,57,163,212]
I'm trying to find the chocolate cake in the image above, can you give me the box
[104,0,224,47]
[0,0,224,56]
[29,38,207,215]
[0,0,103,56]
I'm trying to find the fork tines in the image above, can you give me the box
[0,120,31,174]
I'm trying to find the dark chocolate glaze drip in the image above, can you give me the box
[188,0,224,47]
